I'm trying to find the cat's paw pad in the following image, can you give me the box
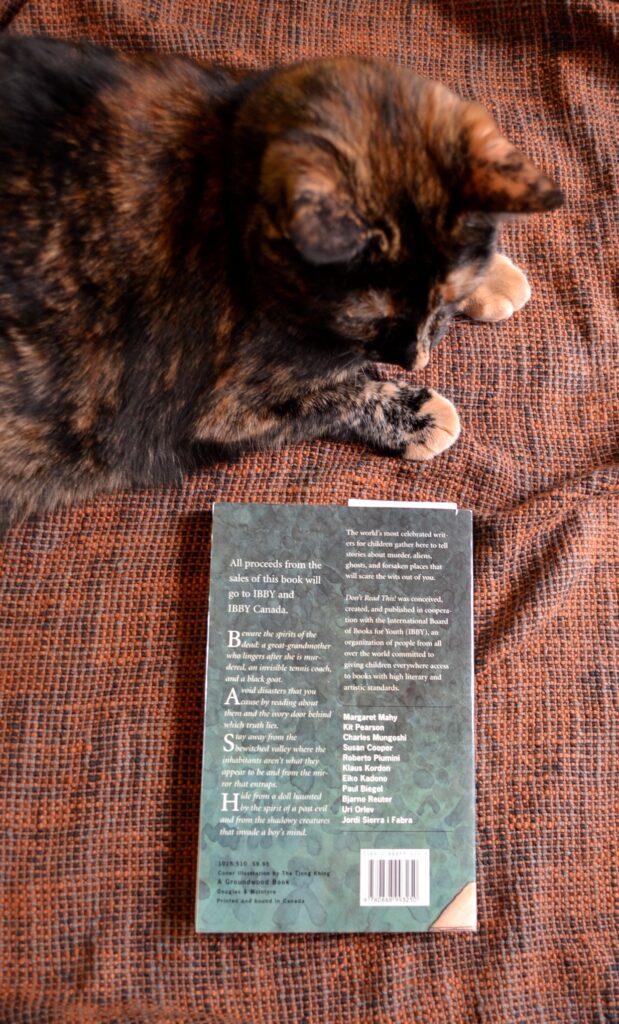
[458,253,531,322]
[403,391,461,461]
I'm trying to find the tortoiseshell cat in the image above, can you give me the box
[0,36,562,533]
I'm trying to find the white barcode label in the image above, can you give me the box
[360,848,430,906]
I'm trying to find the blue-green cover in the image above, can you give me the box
[196,503,475,933]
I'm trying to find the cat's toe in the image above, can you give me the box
[403,391,461,461]
[504,263,531,312]
[459,287,515,322]
[458,253,531,322]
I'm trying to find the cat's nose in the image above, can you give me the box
[412,346,430,371]
[416,306,449,361]
[428,318,449,351]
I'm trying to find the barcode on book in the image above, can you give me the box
[360,849,430,907]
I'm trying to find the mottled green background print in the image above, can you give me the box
[196,505,474,933]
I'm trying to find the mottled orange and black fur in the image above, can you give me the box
[0,37,563,532]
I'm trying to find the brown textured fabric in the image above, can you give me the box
[0,1,617,1021]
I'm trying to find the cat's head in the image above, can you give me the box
[235,58,563,370]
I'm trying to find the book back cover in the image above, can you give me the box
[196,504,475,933]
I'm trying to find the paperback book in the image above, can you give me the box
[196,501,475,933]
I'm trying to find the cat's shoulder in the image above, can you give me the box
[0,34,242,148]
[0,35,243,112]
[0,35,125,133]
[0,34,123,80]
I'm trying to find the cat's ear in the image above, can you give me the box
[458,105,563,214]
[261,136,381,265]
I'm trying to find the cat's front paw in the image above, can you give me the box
[403,390,461,461]
[458,253,531,322]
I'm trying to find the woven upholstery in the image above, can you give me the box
[1,2,617,1021]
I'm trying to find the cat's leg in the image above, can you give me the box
[294,379,461,461]
[194,375,460,462]
[457,252,531,322]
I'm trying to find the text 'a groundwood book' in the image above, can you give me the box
[196,501,476,933]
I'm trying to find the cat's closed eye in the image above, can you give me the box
[335,289,397,339]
